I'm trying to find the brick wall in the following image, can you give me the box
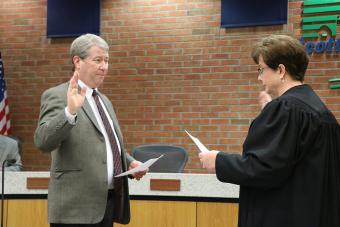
[0,0,339,171]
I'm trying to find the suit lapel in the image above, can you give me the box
[82,98,102,133]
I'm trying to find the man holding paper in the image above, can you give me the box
[198,35,340,227]
[34,34,147,227]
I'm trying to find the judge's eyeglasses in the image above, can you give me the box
[257,66,269,75]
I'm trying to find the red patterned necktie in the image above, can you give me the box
[92,90,123,186]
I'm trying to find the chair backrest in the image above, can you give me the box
[132,144,188,173]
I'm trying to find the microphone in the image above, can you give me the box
[1,159,17,227]
[2,159,15,166]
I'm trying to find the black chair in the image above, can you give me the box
[132,144,188,173]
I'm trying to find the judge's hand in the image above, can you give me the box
[129,160,148,180]
[258,91,272,110]
[199,150,219,170]
[67,72,87,115]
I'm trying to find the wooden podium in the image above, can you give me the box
[1,174,238,227]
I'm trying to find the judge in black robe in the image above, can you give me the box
[199,35,340,227]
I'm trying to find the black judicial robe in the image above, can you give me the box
[216,84,340,227]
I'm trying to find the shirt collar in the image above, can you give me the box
[77,80,97,99]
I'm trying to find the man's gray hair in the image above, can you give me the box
[70,33,109,60]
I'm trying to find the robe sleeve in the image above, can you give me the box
[216,98,319,189]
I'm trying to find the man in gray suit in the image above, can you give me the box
[0,135,22,171]
[34,34,147,227]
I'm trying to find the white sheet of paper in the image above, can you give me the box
[185,130,209,153]
[114,155,164,177]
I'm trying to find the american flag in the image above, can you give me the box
[0,52,11,135]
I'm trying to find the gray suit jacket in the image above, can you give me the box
[0,135,22,171]
[34,82,133,224]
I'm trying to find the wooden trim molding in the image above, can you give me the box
[26,177,49,189]
[150,179,181,191]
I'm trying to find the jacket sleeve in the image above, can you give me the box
[216,99,318,189]
[34,86,74,152]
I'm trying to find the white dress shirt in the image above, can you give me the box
[65,80,121,189]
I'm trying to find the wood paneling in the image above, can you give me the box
[5,200,49,227]
[116,200,196,227]
[1,199,238,227]
[197,202,239,227]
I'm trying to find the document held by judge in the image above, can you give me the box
[185,130,209,153]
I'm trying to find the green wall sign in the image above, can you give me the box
[302,0,340,38]
[300,0,340,54]
[300,1,340,89]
